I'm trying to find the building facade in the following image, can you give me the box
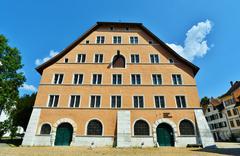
[220,81,240,141]
[203,81,240,142]
[204,98,231,141]
[22,22,214,147]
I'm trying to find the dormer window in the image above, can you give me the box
[112,50,125,68]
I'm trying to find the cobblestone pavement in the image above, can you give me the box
[0,142,239,156]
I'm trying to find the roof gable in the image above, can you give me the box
[36,22,199,75]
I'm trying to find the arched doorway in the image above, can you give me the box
[54,123,73,146]
[157,123,174,146]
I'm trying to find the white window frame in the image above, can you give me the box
[132,95,145,108]
[131,74,141,85]
[112,74,122,85]
[130,54,140,63]
[149,54,160,63]
[72,73,84,85]
[151,74,162,85]
[96,36,105,44]
[154,95,166,108]
[175,95,187,108]
[52,73,64,84]
[172,74,183,85]
[89,95,102,108]
[94,54,104,63]
[110,95,122,108]
[129,36,139,44]
[112,36,122,44]
[92,74,103,85]
[68,95,81,108]
[76,54,86,63]
[47,95,59,107]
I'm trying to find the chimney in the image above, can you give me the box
[230,81,233,86]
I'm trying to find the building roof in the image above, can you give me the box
[210,98,221,107]
[35,22,200,75]
[220,81,240,98]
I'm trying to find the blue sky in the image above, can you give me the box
[0,0,239,98]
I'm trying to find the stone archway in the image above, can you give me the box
[51,118,77,146]
[152,118,177,147]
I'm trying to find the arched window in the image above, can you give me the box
[179,120,195,135]
[87,120,103,135]
[40,123,51,134]
[112,51,125,68]
[134,120,150,136]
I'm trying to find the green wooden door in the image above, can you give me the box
[55,123,73,146]
[157,123,174,146]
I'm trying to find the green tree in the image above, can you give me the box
[200,96,210,106]
[0,34,25,139]
[12,93,36,131]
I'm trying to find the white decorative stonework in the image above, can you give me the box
[152,118,177,147]
[22,108,41,146]
[51,118,77,146]
[117,111,131,147]
[194,109,216,148]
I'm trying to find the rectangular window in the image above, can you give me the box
[111,96,121,108]
[230,120,235,127]
[92,74,102,84]
[94,54,103,63]
[131,54,140,63]
[113,36,121,44]
[77,54,86,63]
[131,74,141,85]
[130,36,138,44]
[236,120,240,127]
[176,96,187,108]
[96,36,105,44]
[69,95,80,108]
[227,110,232,117]
[112,74,122,85]
[152,74,162,85]
[133,96,144,108]
[73,74,83,85]
[154,96,165,108]
[53,74,64,84]
[90,96,101,108]
[233,109,238,115]
[150,54,159,63]
[172,74,183,85]
[219,113,223,118]
[48,95,59,107]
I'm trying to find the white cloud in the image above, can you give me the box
[20,83,37,92]
[35,50,59,66]
[167,19,213,61]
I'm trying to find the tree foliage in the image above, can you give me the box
[200,96,210,106]
[0,34,25,138]
[12,93,36,131]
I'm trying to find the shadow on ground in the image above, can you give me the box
[192,148,240,156]
[0,138,22,146]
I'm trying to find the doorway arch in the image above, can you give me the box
[54,123,73,146]
[156,123,174,146]
[152,118,177,147]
